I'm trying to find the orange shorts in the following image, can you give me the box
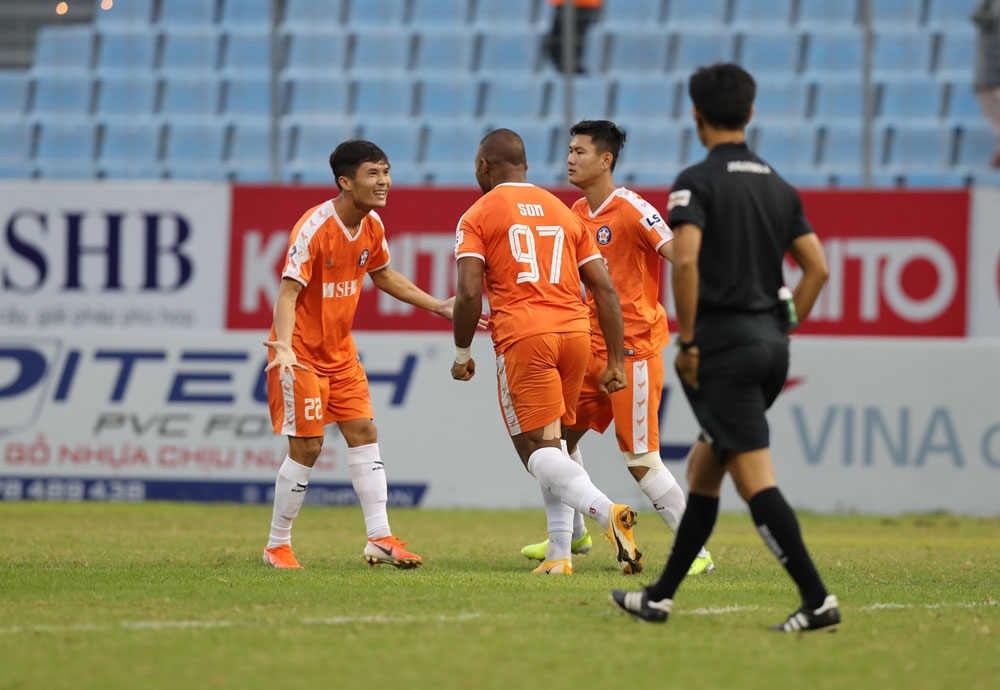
[568,352,664,454]
[267,358,373,438]
[495,331,590,436]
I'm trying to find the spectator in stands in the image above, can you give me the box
[609,64,839,632]
[262,139,463,570]
[543,0,603,74]
[518,120,714,577]
[973,0,1000,167]
[451,128,642,576]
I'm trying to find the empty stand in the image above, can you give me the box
[411,0,472,27]
[223,76,273,120]
[222,31,273,76]
[96,75,157,121]
[477,30,541,74]
[877,78,945,123]
[601,0,665,30]
[352,77,417,120]
[613,76,679,121]
[345,0,408,27]
[284,75,351,121]
[670,30,736,74]
[33,119,98,177]
[869,0,925,28]
[158,0,219,28]
[160,77,222,119]
[98,119,163,177]
[751,80,812,123]
[418,77,481,120]
[730,0,794,28]
[473,0,541,30]
[348,29,414,74]
[871,31,934,78]
[283,0,346,32]
[885,123,956,170]
[32,25,95,73]
[95,28,158,75]
[0,69,28,116]
[31,74,94,117]
[802,30,866,77]
[737,31,804,78]
[160,30,222,75]
[794,0,857,28]
[607,29,670,73]
[164,120,229,179]
[664,0,729,27]
[413,30,476,74]
[357,121,423,183]
[283,31,349,77]
[94,0,154,27]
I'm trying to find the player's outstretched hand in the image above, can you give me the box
[451,358,476,381]
[438,296,489,329]
[598,365,628,394]
[263,340,308,380]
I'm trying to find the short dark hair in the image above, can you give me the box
[688,63,756,131]
[329,140,389,189]
[570,119,627,171]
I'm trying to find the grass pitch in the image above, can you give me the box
[1,502,997,690]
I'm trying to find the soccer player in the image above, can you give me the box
[519,120,713,576]
[262,139,459,570]
[451,128,642,576]
[610,64,839,631]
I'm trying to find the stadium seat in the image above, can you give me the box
[227,121,280,182]
[411,0,472,26]
[158,0,218,27]
[223,76,273,120]
[480,79,549,121]
[159,30,222,75]
[896,170,972,188]
[614,121,687,184]
[812,79,872,122]
[30,74,94,117]
[751,80,812,123]
[33,119,98,178]
[795,0,857,28]
[32,25,95,73]
[356,121,423,181]
[664,0,729,28]
[345,0,408,26]
[737,31,804,78]
[955,124,997,168]
[160,77,223,118]
[473,0,540,30]
[0,70,29,117]
[413,30,476,74]
[752,122,820,170]
[871,31,934,78]
[422,122,491,168]
[802,30,866,77]
[283,31,349,77]
[730,0,795,27]
[221,0,272,29]
[95,29,158,76]
[548,77,614,121]
[477,30,541,74]
[670,30,736,74]
[222,31,272,76]
[164,121,229,178]
[946,79,983,124]
[94,0,155,26]
[289,122,361,181]
[348,29,414,74]
[600,0,665,30]
[284,75,351,121]
[877,78,944,123]
[818,123,882,172]
[352,77,417,119]
[935,29,976,80]
[613,76,679,121]
[97,119,164,178]
[516,124,558,167]
[885,123,956,170]
[95,76,157,121]
[926,0,973,29]
[607,29,670,73]
[0,120,34,170]
[417,77,481,120]
[869,0,925,27]
[282,0,346,31]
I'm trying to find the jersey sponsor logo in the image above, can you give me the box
[322,279,359,298]
[667,190,691,210]
[596,225,611,245]
[358,248,369,267]
[643,213,664,229]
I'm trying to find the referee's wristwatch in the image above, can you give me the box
[677,338,697,352]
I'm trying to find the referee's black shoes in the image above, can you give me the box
[609,589,672,623]
[769,594,842,632]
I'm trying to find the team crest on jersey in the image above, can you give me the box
[596,225,612,245]
[359,248,370,267]
[288,245,307,265]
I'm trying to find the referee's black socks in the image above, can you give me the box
[647,493,719,602]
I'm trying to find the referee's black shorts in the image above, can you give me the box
[679,311,789,461]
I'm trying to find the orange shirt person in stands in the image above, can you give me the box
[262,139,459,570]
[544,0,604,73]
[451,127,642,576]
[519,120,714,576]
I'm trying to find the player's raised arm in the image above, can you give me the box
[263,278,306,379]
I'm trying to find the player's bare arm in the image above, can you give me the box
[786,233,829,326]
[579,256,627,393]
[657,237,675,263]
[263,278,307,380]
[670,222,702,388]
[451,256,485,381]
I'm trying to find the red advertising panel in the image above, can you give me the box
[227,186,970,336]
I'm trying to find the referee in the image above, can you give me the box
[610,63,840,632]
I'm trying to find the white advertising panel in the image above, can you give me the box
[0,182,230,330]
[969,186,1000,337]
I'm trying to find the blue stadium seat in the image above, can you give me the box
[870,0,925,27]
[32,25,95,73]
[936,29,976,79]
[818,123,881,172]
[613,121,686,184]
[158,0,218,27]
[284,31,349,77]
[164,121,229,179]
[515,124,558,167]
[548,77,614,121]
[289,122,361,181]
[356,121,423,182]
[0,120,34,171]
[423,122,490,168]
[33,119,98,178]
[98,119,163,178]
[885,123,956,170]
[413,30,476,74]
[160,77,222,118]
[160,30,222,75]
[802,30,865,77]
[345,0,407,26]
[96,29,157,75]
[0,70,29,117]
[411,0,472,26]
[607,30,670,73]
[418,77,481,120]
[352,77,416,119]
[96,76,157,121]
[94,0,155,26]
[812,79,871,122]
[477,31,541,74]
[795,0,857,28]
[284,75,351,121]
[956,124,999,167]
[473,0,540,29]
[670,30,736,74]
[871,31,934,78]
[480,79,549,120]
[282,0,345,31]
[226,121,278,182]
[348,29,414,74]
[877,78,944,123]
[752,122,820,170]
[223,76,272,119]
[896,170,971,188]
[946,79,983,124]
[730,0,795,27]
[222,31,272,76]
[737,31,804,78]
[613,76,679,121]
[31,74,94,117]
[926,0,973,29]
[664,0,729,27]
[601,0,665,30]
[751,80,812,122]
[221,0,272,29]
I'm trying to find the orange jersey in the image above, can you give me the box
[571,188,672,359]
[456,183,601,354]
[270,200,390,375]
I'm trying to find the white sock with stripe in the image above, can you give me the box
[267,455,312,549]
[526,445,613,531]
[348,443,391,540]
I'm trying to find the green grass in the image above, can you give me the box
[1,503,997,690]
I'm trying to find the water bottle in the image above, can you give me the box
[778,286,799,331]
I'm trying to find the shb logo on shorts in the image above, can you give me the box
[596,225,611,245]
[358,248,369,267]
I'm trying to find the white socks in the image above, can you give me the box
[526,445,613,531]
[347,443,391,540]
[640,470,710,559]
[567,446,588,540]
[267,455,312,549]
